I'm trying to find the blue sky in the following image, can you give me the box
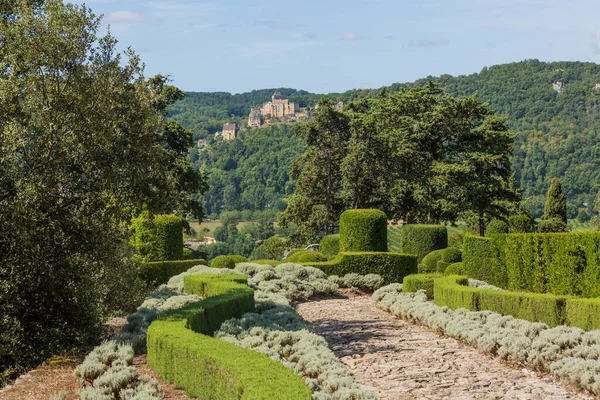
[76,0,600,94]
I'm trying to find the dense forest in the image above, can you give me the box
[170,60,600,219]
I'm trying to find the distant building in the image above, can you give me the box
[197,139,207,148]
[553,81,564,93]
[248,90,305,127]
[334,101,344,112]
[217,123,239,140]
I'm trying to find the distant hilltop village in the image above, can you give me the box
[247,90,342,128]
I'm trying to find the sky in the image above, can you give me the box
[74,0,600,94]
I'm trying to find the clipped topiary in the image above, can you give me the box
[538,218,568,233]
[228,255,248,263]
[320,234,340,258]
[131,212,183,261]
[441,247,462,263]
[401,224,447,262]
[339,209,387,252]
[210,255,235,269]
[444,262,465,276]
[448,231,464,249]
[286,250,329,263]
[418,249,444,273]
[509,213,535,233]
[486,219,508,236]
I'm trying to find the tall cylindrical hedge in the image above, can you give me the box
[131,212,183,261]
[339,209,387,252]
[400,224,447,262]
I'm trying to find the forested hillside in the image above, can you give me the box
[172,60,600,218]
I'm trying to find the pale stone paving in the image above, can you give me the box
[295,295,596,400]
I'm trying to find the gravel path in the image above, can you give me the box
[295,295,595,400]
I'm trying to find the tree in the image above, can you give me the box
[540,177,567,232]
[0,0,204,383]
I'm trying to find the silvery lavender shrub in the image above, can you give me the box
[372,284,600,395]
[467,279,505,291]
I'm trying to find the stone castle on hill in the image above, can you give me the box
[248,90,311,127]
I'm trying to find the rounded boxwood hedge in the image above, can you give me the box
[444,262,465,276]
[441,247,462,263]
[486,219,508,236]
[401,224,447,263]
[286,250,329,263]
[320,234,340,258]
[210,255,235,269]
[418,249,444,273]
[339,209,387,252]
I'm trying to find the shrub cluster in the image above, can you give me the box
[250,259,281,266]
[463,232,600,297]
[401,224,447,262]
[303,251,417,285]
[210,254,248,269]
[74,341,159,400]
[319,234,340,258]
[139,259,208,286]
[373,285,600,396]
[339,209,387,252]
[444,262,465,276]
[418,249,444,274]
[328,273,385,291]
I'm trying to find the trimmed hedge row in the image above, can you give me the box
[303,252,417,285]
[320,234,340,258]
[285,250,329,263]
[463,232,600,297]
[403,273,442,298]
[433,276,574,328]
[140,259,208,286]
[401,224,447,262]
[444,262,465,276]
[131,212,184,261]
[339,209,387,252]
[147,274,311,399]
[565,298,600,331]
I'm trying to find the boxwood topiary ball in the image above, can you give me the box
[339,209,387,252]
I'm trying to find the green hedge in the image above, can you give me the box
[401,225,447,262]
[210,255,248,269]
[131,212,184,261]
[147,275,311,399]
[140,259,208,286]
[286,250,328,263]
[320,234,340,258]
[303,251,417,285]
[463,232,600,297]
[444,262,465,276]
[565,298,600,331]
[418,249,444,274]
[403,273,442,298]
[339,209,387,252]
[433,276,570,327]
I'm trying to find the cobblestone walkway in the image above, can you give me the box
[295,295,595,400]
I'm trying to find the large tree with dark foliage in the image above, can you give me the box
[0,0,205,384]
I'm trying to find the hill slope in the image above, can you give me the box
[174,60,600,218]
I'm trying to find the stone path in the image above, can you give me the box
[295,295,596,400]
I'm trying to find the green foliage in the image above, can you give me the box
[444,262,465,276]
[441,247,462,263]
[250,259,281,267]
[538,218,568,233]
[462,235,499,284]
[433,276,569,327]
[147,275,310,399]
[285,250,329,263]
[508,213,536,233]
[262,236,289,260]
[303,252,417,285]
[140,259,208,286]
[403,274,443,298]
[319,234,340,258]
[565,298,600,331]
[401,224,448,262]
[182,247,194,259]
[210,255,236,269]
[131,213,184,261]
[486,219,508,235]
[387,225,403,252]
[448,231,464,249]
[543,177,567,224]
[339,209,387,252]
[418,249,445,274]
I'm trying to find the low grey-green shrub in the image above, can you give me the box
[329,273,385,291]
[372,284,600,396]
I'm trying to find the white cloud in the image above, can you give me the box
[342,32,358,41]
[106,11,154,23]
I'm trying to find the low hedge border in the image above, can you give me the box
[403,273,443,298]
[302,251,417,285]
[433,276,570,328]
[565,298,600,331]
[140,259,208,286]
[147,274,311,399]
